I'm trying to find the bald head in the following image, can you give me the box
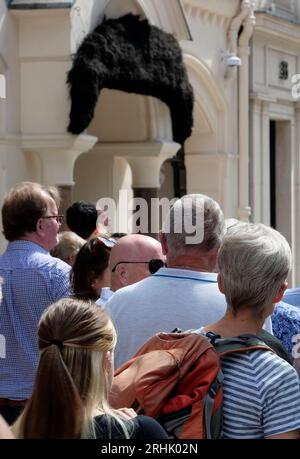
[109,234,165,291]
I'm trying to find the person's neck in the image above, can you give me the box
[167,254,216,273]
[203,308,265,337]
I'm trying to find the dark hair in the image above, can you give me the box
[2,182,60,242]
[66,201,97,239]
[110,232,127,240]
[71,238,111,300]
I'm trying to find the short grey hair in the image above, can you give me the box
[162,194,225,255]
[50,231,85,265]
[218,223,292,316]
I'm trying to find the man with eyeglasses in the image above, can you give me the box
[96,234,165,307]
[106,194,273,370]
[0,182,71,424]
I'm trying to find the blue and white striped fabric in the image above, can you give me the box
[0,240,71,400]
[221,349,300,438]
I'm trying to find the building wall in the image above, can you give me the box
[250,5,300,284]
[1,0,299,283]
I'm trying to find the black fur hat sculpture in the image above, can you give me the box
[67,14,194,144]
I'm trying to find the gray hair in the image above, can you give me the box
[218,223,292,316]
[162,194,225,254]
[50,231,85,265]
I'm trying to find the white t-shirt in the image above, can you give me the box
[96,287,114,307]
[105,268,273,369]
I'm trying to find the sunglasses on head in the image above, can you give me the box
[111,259,165,275]
[91,236,116,253]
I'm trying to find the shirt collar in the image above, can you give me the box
[153,267,218,282]
[7,240,49,254]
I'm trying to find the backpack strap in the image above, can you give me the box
[204,370,223,439]
[205,332,273,357]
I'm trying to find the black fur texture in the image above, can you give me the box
[67,14,194,144]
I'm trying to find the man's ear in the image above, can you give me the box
[273,281,288,303]
[115,264,128,287]
[217,273,225,294]
[36,218,44,237]
[159,231,168,255]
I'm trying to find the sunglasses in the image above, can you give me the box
[42,215,64,225]
[111,259,165,275]
[91,236,116,253]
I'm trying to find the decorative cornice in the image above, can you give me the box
[250,92,277,103]
[0,134,21,147]
[92,141,180,159]
[8,1,73,10]
[21,133,97,152]
[254,12,300,45]
[183,0,238,29]
[185,5,231,28]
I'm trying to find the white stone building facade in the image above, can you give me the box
[1,0,300,283]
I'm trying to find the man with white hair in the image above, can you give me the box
[106,194,273,369]
[97,234,165,306]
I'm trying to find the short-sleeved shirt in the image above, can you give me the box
[94,414,168,439]
[0,240,71,399]
[221,349,300,438]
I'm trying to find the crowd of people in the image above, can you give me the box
[0,181,300,439]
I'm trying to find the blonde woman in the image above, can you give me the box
[13,299,168,439]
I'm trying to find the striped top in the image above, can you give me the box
[220,349,300,438]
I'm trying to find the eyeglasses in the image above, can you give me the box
[42,215,64,225]
[91,236,116,253]
[111,259,165,275]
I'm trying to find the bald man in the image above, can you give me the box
[96,234,165,306]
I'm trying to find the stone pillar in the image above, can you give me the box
[21,133,98,227]
[126,142,181,239]
[261,100,271,226]
[57,185,73,231]
[92,141,180,238]
[249,97,262,222]
[132,187,159,239]
[237,3,256,222]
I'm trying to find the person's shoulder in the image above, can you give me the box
[108,277,153,303]
[251,347,297,381]
[133,415,168,439]
[272,301,300,330]
[283,287,300,306]
[49,255,71,273]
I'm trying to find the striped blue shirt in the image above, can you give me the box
[221,349,300,438]
[0,240,71,399]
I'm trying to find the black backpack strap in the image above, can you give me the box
[204,370,223,439]
[205,332,273,356]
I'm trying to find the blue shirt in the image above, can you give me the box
[283,287,300,307]
[272,301,300,354]
[0,240,71,399]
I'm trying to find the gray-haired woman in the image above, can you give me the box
[202,223,300,439]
